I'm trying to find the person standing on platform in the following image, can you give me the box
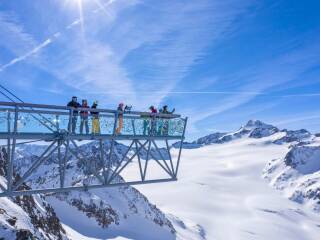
[149,105,158,135]
[116,103,124,134]
[91,101,100,134]
[160,105,175,136]
[80,99,89,134]
[67,96,81,134]
[142,112,150,136]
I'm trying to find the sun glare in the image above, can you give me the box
[63,0,86,32]
[63,0,111,33]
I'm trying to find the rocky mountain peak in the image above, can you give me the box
[244,119,276,130]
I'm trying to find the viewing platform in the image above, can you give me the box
[0,101,188,197]
[0,101,187,140]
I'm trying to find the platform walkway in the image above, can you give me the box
[0,101,187,197]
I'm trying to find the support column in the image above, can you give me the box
[99,139,107,184]
[135,140,144,180]
[175,117,188,178]
[58,140,64,188]
[6,111,11,177]
[7,106,18,192]
[142,140,151,181]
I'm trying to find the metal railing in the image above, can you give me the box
[0,101,186,139]
[0,101,188,197]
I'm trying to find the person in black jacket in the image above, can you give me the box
[159,105,175,135]
[67,96,81,133]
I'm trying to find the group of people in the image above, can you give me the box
[67,96,175,135]
[67,96,100,134]
[143,105,175,136]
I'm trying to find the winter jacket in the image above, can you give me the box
[91,104,99,117]
[67,101,81,114]
[162,109,175,114]
[80,105,89,118]
[117,106,124,117]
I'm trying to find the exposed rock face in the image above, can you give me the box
[0,147,69,240]
[176,120,312,148]
[14,194,66,240]
[196,132,226,145]
[12,142,176,238]
[249,125,279,138]
[284,146,320,174]
[172,141,202,149]
[263,145,320,212]
[55,192,120,228]
[273,129,311,144]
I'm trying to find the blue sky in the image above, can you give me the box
[0,0,320,140]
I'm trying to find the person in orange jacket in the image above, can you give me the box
[116,103,124,134]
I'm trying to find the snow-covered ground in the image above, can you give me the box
[2,120,320,239]
[131,136,320,240]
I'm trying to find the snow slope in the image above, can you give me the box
[13,146,177,240]
[263,142,320,213]
[175,120,312,149]
[2,119,320,239]
[132,136,320,240]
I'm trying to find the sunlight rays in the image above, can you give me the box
[63,0,114,35]
[77,0,85,34]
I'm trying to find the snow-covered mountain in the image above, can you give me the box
[176,119,320,214]
[1,119,320,240]
[263,143,320,213]
[1,141,178,240]
[0,148,69,240]
[133,123,320,240]
[174,120,312,149]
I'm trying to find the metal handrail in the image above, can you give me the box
[0,101,181,118]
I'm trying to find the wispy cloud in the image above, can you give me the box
[0,0,117,73]
[0,0,256,109]
[185,37,320,130]
[112,0,256,107]
[0,38,54,72]
[0,11,36,56]
[274,113,320,126]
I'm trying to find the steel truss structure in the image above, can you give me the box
[0,101,187,197]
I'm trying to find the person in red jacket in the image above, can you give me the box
[149,105,158,135]
[80,99,89,134]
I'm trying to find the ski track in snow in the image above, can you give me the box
[127,136,320,240]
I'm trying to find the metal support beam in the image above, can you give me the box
[136,140,173,177]
[108,140,148,184]
[0,178,177,197]
[6,111,11,177]
[151,140,173,175]
[175,117,188,177]
[7,107,18,192]
[58,140,63,188]
[99,139,107,183]
[13,141,57,191]
[0,100,187,197]
[107,140,134,183]
[68,140,104,185]
[142,140,151,181]
[135,140,144,181]
[165,139,175,175]
[62,140,69,188]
